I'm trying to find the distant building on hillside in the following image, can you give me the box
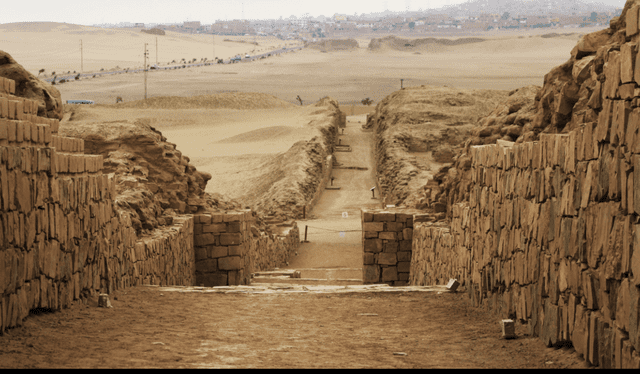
[134,23,145,28]
[184,21,201,29]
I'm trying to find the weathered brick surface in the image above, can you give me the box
[0,78,196,334]
[410,120,640,367]
[194,210,300,287]
[361,209,420,286]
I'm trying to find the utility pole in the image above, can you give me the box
[80,39,83,73]
[144,43,149,100]
[156,37,158,65]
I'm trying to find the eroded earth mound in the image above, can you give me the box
[368,35,485,52]
[0,50,63,119]
[305,39,359,51]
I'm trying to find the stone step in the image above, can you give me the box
[250,277,364,286]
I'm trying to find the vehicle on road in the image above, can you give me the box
[231,55,242,63]
[150,64,158,70]
[245,54,250,58]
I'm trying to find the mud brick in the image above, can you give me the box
[397,261,411,273]
[364,239,382,253]
[373,212,395,222]
[381,267,398,282]
[383,240,398,253]
[363,252,375,265]
[574,305,590,359]
[402,228,413,241]
[379,231,396,240]
[226,222,240,233]
[589,312,600,366]
[0,97,8,119]
[628,4,640,37]
[363,222,383,232]
[6,120,16,143]
[202,223,226,233]
[7,101,17,120]
[223,213,242,222]
[195,233,215,246]
[218,256,241,271]
[364,231,378,239]
[363,265,380,283]
[377,252,397,266]
[220,233,241,245]
[598,320,614,369]
[385,222,404,231]
[228,245,243,256]
[397,251,411,262]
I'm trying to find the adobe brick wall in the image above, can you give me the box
[361,209,416,286]
[194,211,300,286]
[0,77,196,334]
[411,131,640,368]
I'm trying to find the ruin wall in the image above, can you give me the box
[0,77,195,334]
[410,130,640,368]
[194,211,299,287]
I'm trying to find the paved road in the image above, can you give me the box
[43,46,304,85]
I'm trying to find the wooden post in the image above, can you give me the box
[303,206,306,219]
[304,225,308,242]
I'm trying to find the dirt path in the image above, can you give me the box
[0,286,588,368]
[276,115,379,283]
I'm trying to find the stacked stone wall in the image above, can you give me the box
[0,77,195,334]
[194,210,300,286]
[361,209,415,286]
[411,129,640,367]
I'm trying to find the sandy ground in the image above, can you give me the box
[0,286,590,369]
[18,25,590,106]
[0,22,303,76]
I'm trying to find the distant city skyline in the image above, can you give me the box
[0,0,628,26]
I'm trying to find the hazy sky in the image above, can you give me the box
[0,0,628,25]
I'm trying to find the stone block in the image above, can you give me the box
[220,233,242,246]
[363,222,384,232]
[363,252,375,265]
[228,245,243,256]
[589,312,600,366]
[628,4,640,37]
[202,223,226,233]
[227,222,241,233]
[616,278,631,331]
[386,222,404,232]
[377,252,397,266]
[397,251,411,262]
[398,272,409,281]
[397,261,411,273]
[598,320,613,369]
[542,300,559,347]
[379,232,396,240]
[208,246,227,258]
[195,233,215,246]
[381,267,398,282]
[196,258,217,272]
[197,272,227,287]
[363,265,380,283]
[373,213,396,222]
[218,256,242,271]
[364,239,382,253]
[364,231,378,239]
[402,228,413,241]
[574,305,590,359]
[382,239,399,253]
[362,211,374,222]
[621,42,636,83]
